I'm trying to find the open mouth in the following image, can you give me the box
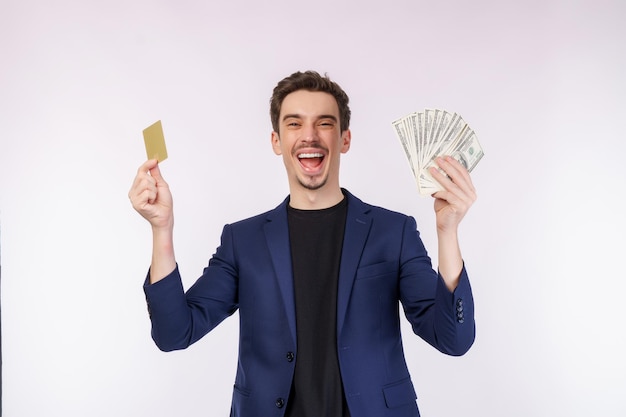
[297,152,325,171]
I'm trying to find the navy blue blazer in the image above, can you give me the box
[144,190,475,417]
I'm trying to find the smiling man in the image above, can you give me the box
[129,70,477,417]
[271,88,350,207]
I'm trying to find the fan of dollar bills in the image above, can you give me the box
[392,109,484,196]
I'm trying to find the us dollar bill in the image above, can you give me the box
[392,117,416,176]
[392,108,484,196]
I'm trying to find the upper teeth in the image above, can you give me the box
[299,153,323,158]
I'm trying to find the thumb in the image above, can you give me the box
[149,161,166,183]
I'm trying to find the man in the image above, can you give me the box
[129,71,477,417]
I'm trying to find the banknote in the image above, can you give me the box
[392,109,484,195]
[392,117,415,176]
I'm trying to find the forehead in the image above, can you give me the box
[280,90,339,119]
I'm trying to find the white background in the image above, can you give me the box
[1,0,625,416]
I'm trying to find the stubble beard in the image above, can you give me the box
[297,173,328,191]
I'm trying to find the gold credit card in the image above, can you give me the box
[143,120,168,162]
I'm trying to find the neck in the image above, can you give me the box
[288,185,344,210]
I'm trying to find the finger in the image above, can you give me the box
[431,183,473,217]
[435,157,466,188]
[129,173,157,203]
[429,163,462,195]
[429,166,475,211]
[149,162,165,183]
[137,159,159,175]
[433,157,476,198]
[130,178,159,208]
[139,186,158,206]
[131,160,158,188]
[441,156,475,193]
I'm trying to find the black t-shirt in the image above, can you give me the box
[285,196,350,417]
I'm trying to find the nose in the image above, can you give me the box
[302,122,318,142]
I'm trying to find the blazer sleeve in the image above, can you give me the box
[398,216,475,356]
[143,224,239,352]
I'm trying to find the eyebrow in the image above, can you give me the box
[282,114,338,122]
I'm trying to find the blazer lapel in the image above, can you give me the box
[263,198,297,345]
[262,191,372,344]
[337,191,372,335]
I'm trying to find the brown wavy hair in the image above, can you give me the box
[270,71,351,133]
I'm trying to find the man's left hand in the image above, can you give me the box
[429,156,477,234]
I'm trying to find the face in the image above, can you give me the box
[271,90,351,192]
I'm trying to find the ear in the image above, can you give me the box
[340,129,351,154]
[271,131,282,155]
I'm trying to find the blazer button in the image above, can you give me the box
[456,298,465,323]
[286,352,295,362]
[275,398,285,408]
[457,311,465,323]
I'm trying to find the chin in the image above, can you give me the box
[297,175,328,191]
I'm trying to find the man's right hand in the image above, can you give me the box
[129,159,177,283]
[129,159,174,231]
